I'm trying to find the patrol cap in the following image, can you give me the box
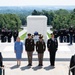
[27,33,31,36]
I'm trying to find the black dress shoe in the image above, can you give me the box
[50,65,55,67]
[38,64,43,66]
[27,64,32,66]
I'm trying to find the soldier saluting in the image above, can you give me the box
[47,33,58,67]
[36,35,46,66]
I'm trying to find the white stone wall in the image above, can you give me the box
[27,15,47,42]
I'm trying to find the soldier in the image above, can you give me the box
[69,54,75,75]
[59,29,64,43]
[66,29,70,43]
[73,28,75,43]
[4,28,8,42]
[25,33,35,66]
[63,28,67,42]
[0,52,3,75]
[69,26,74,45]
[13,30,18,42]
[53,29,58,39]
[47,33,58,66]
[7,29,12,42]
[1,28,6,42]
[0,28,1,40]
[36,36,46,66]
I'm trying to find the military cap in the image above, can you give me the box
[39,35,43,39]
[27,33,31,36]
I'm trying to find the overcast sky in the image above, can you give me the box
[0,0,75,6]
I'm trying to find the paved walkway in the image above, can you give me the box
[0,41,75,75]
[19,27,27,37]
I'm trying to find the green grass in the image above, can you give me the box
[47,32,51,38]
[19,28,23,32]
[20,32,27,40]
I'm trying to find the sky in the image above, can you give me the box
[0,0,75,6]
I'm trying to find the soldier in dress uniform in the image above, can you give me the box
[69,26,74,45]
[59,29,64,43]
[70,54,75,75]
[53,29,58,39]
[66,29,70,43]
[5,28,8,42]
[0,28,1,40]
[0,52,3,75]
[36,36,46,66]
[63,28,67,42]
[1,28,6,42]
[13,30,18,42]
[73,28,75,43]
[25,33,35,66]
[47,33,58,66]
[7,29,12,42]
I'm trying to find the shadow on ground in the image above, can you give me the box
[44,65,55,71]
[10,65,20,69]
[32,66,42,71]
[20,66,31,70]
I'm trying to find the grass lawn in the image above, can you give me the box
[20,32,27,40]
[47,32,51,38]
[19,28,23,32]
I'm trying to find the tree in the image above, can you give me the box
[0,14,22,30]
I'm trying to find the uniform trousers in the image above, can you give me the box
[14,37,17,42]
[60,36,63,43]
[0,69,2,75]
[73,36,75,43]
[8,37,11,42]
[38,53,44,65]
[70,35,73,44]
[27,51,33,64]
[49,51,56,66]
[67,35,69,43]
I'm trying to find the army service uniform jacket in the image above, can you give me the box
[36,40,46,53]
[47,38,58,52]
[25,38,34,52]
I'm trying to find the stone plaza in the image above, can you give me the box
[0,27,75,75]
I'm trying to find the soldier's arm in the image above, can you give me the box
[1,61,3,67]
[47,40,49,48]
[25,39,27,46]
[33,39,35,46]
[56,39,58,49]
[36,42,38,52]
[47,39,51,49]
[25,39,27,51]
[43,42,46,51]
[0,53,3,67]
[47,40,50,51]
